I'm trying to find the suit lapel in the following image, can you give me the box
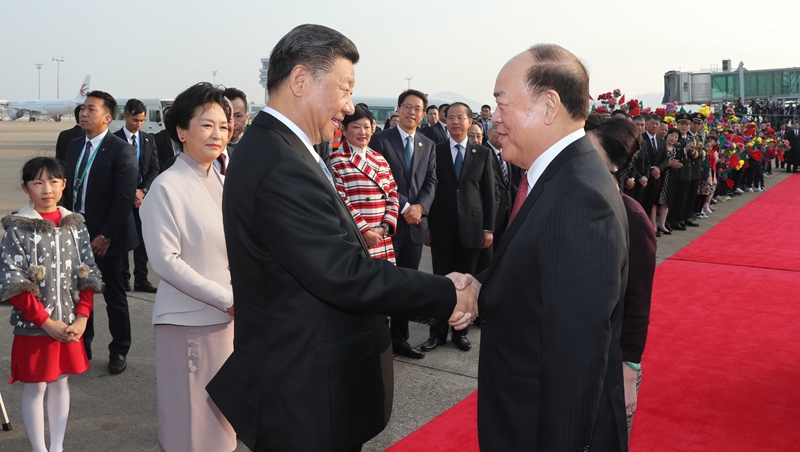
[482,136,593,282]
[410,133,425,178]
[389,128,410,182]
[255,112,370,254]
[86,133,114,194]
[459,142,476,182]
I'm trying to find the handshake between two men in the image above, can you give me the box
[445,273,481,330]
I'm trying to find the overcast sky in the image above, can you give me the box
[2,0,797,109]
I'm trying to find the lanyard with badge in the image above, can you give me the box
[72,137,104,202]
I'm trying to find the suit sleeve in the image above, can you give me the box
[253,156,455,318]
[100,143,138,240]
[481,150,496,231]
[413,143,437,214]
[655,143,669,172]
[141,137,160,191]
[537,187,627,450]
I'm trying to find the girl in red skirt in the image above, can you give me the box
[0,157,103,452]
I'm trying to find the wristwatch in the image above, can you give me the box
[379,224,389,235]
[101,235,111,243]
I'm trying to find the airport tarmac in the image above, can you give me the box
[0,121,782,451]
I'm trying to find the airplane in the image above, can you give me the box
[1,75,90,122]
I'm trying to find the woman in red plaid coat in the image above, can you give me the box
[332,106,400,263]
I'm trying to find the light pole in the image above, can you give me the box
[52,56,64,98]
[212,71,217,85]
[404,76,412,90]
[35,63,44,99]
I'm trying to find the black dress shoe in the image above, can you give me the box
[451,335,472,351]
[675,223,686,231]
[666,224,673,232]
[420,337,446,352]
[392,341,425,359]
[657,227,672,235]
[108,355,127,374]
[134,280,158,293]
[685,220,700,227]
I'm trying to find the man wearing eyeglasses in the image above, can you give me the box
[370,89,439,360]
[422,102,496,353]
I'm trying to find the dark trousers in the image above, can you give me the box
[429,232,479,340]
[389,226,423,345]
[668,180,689,225]
[85,252,132,357]
[122,207,149,284]
[683,180,700,220]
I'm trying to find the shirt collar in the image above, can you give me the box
[262,106,320,163]
[449,136,469,149]
[524,128,585,194]
[123,127,139,143]
[488,142,501,157]
[396,125,415,143]
[85,129,109,149]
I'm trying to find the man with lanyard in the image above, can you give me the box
[63,91,138,374]
[113,98,159,293]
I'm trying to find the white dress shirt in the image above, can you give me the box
[449,136,469,163]
[262,106,321,162]
[397,125,418,214]
[75,128,110,214]
[523,128,585,196]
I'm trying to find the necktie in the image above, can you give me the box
[318,158,335,189]
[498,151,509,184]
[216,154,227,175]
[651,137,657,153]
[454,144,464,181]
[405,136,414,171]
[509,173,529,225]
[74,141,92,212]
[131,135,143,185]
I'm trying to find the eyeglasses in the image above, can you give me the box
[400,103,423,113]
[447,115,469,122]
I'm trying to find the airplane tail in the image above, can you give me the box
[72,75,91,101]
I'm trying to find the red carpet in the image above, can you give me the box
[388,175,800,451]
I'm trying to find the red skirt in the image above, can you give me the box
[9,335,90,384]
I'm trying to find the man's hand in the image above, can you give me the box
[65,315,88,342]
[403,204,424,225]
[482,231,493,249]
[134,189,145,208]
[638,176,648,188]
[42,319,71,343]
[225,305,235,319]
[445,272,480,330]
[650,166,661,179]
[91,235,110,257]
[362,229,382,247]
[623,363,639,416]
[624,179,635,190]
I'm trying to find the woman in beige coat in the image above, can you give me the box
[140,83,235,452]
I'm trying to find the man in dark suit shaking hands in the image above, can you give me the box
[422,102,495,353]
[63,91,139,374]
[370,89,438,360]
[206,24,478,452]
[477,45,629,451]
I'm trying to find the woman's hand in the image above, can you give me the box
[362,229,382,247]
[623,363,639,416]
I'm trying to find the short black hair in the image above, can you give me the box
[398,89,428,110]
[646,115,660,123]
[611,110,629,118]
[481,104,491,111]
[631,115,645,122]
[342,105,375,129]
[446,102,473,120]
[584,114,640,183]
[164,82,231,143]
[124,98,146,116]
[223,87,247,107]
[355,102,370,110]
[667,127,680,137]
[85,90,117,117]
[439,104,450,115]
[73,105,81,124]
[22,157,65,184]
[426,105,438,113]
[267,24,359,94]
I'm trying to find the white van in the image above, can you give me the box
[110,98,173,134]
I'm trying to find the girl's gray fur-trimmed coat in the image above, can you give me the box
[0,205,104,336]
